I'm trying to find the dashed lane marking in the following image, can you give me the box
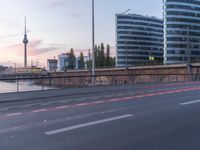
[45,114,134,135]
[55,106,69,109]
[6,113,22,117]
[32,109,47,113]
[180,100,200,106]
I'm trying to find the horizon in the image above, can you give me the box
[0,0,163,67]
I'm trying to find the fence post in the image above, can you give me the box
[168,75,170,82]
[100,75,102,86]
[17,80,19,92]
[42,78,44,91]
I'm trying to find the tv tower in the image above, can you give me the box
[23,16,28,67]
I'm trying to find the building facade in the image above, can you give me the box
[75,56,89,70]
[47,59,58,72]
[164,0,200,64]
[57,53,70,71]
[116,14,164,67]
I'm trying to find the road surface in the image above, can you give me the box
[0,82,200,150]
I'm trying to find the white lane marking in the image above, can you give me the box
[56,106,69,109]
[45,114,134,135]
[76,103,89,106]
[6,113,22,117]
[32,109,47,113]
[180,100,200,106]
[93,100,105,104]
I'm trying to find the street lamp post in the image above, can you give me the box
[92,0,95,86]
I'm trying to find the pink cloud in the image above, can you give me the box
[0,39,59,66]
[7,39,58,56]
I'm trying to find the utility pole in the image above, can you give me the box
[31,60,33,67]
[54,56,56,72]
[92,0,95,86]
[88,49,91,61]
[14,63,16,74]
[64,61,67,88]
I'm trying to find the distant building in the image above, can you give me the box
[0,65,7,74]
[116,14,164,67]
[57,53,70,71]
[15,67,47,74]
[75,56,89,70]
[47,59,58,72]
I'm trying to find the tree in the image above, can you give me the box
[106,44,111,67]
[79,52,85,69]
[99,43,105,67]
[68,48,76,69]
[110,57,116,67]
[94,45,98,67]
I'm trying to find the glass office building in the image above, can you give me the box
[116,14,163,67]
[164,0,200,64]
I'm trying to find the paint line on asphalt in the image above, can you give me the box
[56,106,69,109]
[45,114,134,135]
[76,103,89,106]
[32,109,47,113]
[180,100,200,106]
[93,100,106,104]
[108,99,120,102]
[6,112,22,117]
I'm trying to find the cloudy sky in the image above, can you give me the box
[0,0,163,67]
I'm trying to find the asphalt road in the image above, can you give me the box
[0,82,200,150]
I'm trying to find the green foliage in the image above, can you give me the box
[93,43,115,68]
[68,48,76,69]
[79,52,85,69]
[70,43,116,70]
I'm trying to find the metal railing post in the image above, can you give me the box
[42,78,44,91]
[100,75,102,86]
[17,80,19,92]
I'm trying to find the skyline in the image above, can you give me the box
[0,0,163,67]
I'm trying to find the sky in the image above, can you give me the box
[0,0,163,67]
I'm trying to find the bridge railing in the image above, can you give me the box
[0,73,199,93]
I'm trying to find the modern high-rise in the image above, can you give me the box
[116,14,164,67]
[164,0,200,64]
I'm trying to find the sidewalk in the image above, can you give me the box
[0,84,148,103]
[0,82,191,104]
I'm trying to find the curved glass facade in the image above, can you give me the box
[116,14,163,67]
[164,0,200,64]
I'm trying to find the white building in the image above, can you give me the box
[116,14,164,67]
[164,0,200,64]
[57,53,70,71]
[47,59,57,72]
[75,56,89,70]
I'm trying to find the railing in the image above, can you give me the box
[0,73,199,93]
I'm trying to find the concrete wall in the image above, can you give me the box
[44,63,200,87]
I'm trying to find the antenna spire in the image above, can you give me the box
[25,16,27,34]
[23,16,28,67]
